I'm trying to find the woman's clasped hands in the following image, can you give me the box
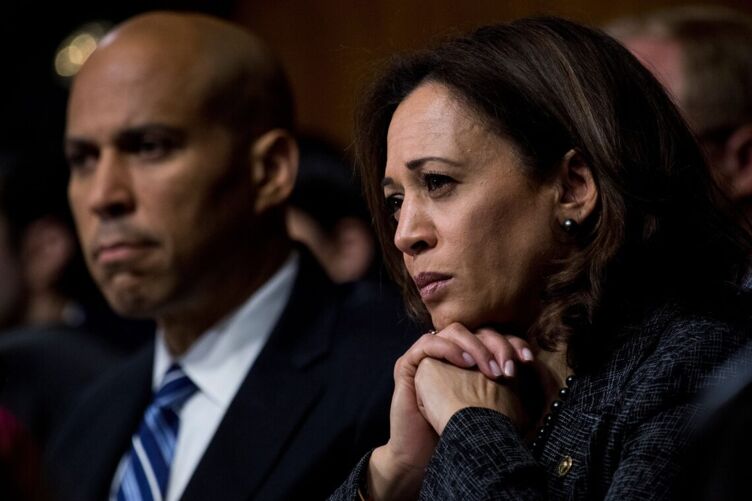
[367,323,538,500]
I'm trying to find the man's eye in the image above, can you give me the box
[65,147,98,173]
[423,173,454,192]
[136,138,172,159]
[119,132,181,161]
[384,194,403,217]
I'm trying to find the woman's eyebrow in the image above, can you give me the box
[382,156,464,187]
[405,156,462,170]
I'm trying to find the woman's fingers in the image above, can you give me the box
[397,332,476,381]
[475,329,535,375]
[434,323,504,379]
[398,324,536,382]
[436,324,535,380]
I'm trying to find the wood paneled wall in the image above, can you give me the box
[236,0,751,147]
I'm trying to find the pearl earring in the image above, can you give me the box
[561,218,578,233]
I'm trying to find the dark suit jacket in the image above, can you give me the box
[46,253,418,500]
[0,325,118,449]
[330,299,751,500]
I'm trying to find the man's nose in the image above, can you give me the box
[88,151,136,219]
[393,198,436,257]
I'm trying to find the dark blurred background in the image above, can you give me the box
[1,0,750,153]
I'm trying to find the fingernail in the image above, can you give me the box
[462,352,476,367]
[504,360,515,377]
[489,360,502,378]
[522,348,534,362]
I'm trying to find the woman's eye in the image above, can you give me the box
[423,173,454,193]
[384,194,403,217]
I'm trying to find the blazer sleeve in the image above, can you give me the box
[327,451,372,501]
[418,320,742,500]
[420,408,545,500]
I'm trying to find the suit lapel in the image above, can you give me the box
[181,254,337,501]
[59,345,153,500]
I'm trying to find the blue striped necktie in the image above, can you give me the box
[116,364,197,501]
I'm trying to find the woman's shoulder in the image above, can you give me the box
[578,298,750,411]
[636,298,749,364]
[606,298,750,405]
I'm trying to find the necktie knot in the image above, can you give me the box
[154,364,197,412]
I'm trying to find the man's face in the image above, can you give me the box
[65,41,257,318]
[622,35,686,108]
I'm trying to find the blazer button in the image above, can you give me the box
[557,455,573,477]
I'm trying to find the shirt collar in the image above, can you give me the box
[153,251,299,406]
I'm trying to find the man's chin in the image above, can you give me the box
[104,288,159,319]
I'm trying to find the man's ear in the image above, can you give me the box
[249,129,299,214]
[717,124,752,202]
[20,217,75,293]
[555,149,598,224]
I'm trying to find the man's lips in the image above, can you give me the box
[413,272,453,299]
[93,241,157,265]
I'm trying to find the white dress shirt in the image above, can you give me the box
[110,252,299,501]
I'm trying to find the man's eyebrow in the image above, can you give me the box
[63,137,98,156]
[65,124,184,146]
[64,137,91,148]
[115,124,185,142]
[382,156,463,188]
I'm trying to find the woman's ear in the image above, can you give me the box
[555,149,598,224]
[249,129,299,214]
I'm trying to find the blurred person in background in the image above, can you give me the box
[609,6,752,227]
[287,135,377,284]
[0,143,133,451]
[0,146,87,331]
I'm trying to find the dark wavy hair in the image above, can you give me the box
[355,17,751,366]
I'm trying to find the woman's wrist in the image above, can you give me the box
[366,444,424,501]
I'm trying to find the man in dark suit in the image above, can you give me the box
[46,11,415,501]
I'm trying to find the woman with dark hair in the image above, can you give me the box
[330,16,751,500]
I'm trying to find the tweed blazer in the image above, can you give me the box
[330,300,750,500]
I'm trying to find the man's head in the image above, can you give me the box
[65,12,298,332]
[609,7,752,219]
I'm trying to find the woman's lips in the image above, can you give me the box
[413,272,453,300]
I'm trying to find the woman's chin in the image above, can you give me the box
[429,307,484,332]
[429,303,513,333]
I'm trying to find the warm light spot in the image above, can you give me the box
[54,22,110,80]
[55,47,79,77]
[71,33,97,62]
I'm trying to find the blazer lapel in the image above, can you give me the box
[181,254,337,501]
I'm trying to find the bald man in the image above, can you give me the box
[45,12,415,501]
[609,7,752,226]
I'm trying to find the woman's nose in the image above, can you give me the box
[393,199,436,256]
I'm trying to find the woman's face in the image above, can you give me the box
[383,82,561,331]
